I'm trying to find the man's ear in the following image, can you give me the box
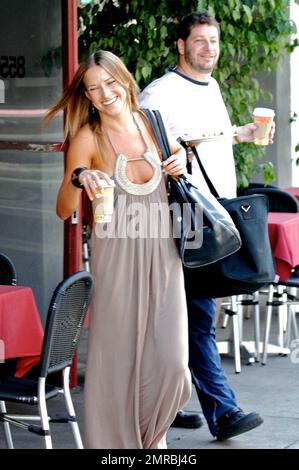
[177,39,185,56]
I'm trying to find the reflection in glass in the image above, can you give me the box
[0,0,63,142]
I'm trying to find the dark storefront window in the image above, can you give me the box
[0,0,64,321]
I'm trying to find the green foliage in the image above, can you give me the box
[78,0,195,84]
[290,112,299,165]
[78,0,296,187]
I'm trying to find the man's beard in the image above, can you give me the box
[185,48,218,75]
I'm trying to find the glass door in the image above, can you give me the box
[0,0,65,321]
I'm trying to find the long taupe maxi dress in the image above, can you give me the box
[84,146,191,449]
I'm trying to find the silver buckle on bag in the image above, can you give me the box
[241,204,251,213]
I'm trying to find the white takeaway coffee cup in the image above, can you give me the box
[92,179,115,223]
[252,107,275,146]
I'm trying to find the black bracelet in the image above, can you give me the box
[71,167,88,188]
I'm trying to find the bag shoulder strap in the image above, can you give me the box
[143,108,218,195]
[142,109,169,161]
[143,109,189,186]
[189,145,220,198]
[152,109,171,159]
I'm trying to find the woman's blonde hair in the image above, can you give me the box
[44,50,140,139]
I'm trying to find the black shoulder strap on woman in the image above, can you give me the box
[152,109,171,159]
[143,109,171,160]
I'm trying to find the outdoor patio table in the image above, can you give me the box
[268,212,299,281]
[0,285,43,377]
[284,186,299,202]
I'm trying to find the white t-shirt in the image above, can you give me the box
[139,68,237,198]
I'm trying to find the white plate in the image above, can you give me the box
[182,133,237,145]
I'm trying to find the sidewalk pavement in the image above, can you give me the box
[1,309,299,450]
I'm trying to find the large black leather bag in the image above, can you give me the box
[184,145,276,298]
[143,109,241,269]
[167,174,241,268]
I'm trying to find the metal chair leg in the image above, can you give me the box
[262,285,274,364]
[221,305,230,328]
[293,307,299,339]
[237,296,244,343]
[278,298,286,350]
[286,304,299,348]
[231,296,241,374]
[38,378,53,449]
[0,400,14,449]
[253,293,261,362]
[63,368,83,449]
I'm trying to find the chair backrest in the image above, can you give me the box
[247,182,278,190]
[0,252,17,285]
[238,187,299,213]
[39,270,93,378]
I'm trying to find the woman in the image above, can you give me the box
[46,50,191,449]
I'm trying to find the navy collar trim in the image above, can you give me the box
[169,66,209,86]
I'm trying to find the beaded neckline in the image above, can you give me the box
[114,150,162,196]
[104,114,162,196]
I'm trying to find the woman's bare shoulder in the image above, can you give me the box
[72,124,95,145]
[68,124,98,155]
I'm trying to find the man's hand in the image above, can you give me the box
[235,121,275,144]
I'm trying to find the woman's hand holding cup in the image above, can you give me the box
[79,169,114,201]
[79,170,115,224]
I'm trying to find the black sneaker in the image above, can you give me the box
[171,410,203,429]
[216,408,263,441]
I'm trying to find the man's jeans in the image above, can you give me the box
[187,297,238,436]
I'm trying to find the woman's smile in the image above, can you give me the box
[102,96,118,107]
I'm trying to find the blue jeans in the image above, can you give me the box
[187,297,238,436]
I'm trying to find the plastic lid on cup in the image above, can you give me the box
[253,107,275,117]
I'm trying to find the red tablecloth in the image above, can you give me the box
[268,212,299,281]
[0,285,43,377]
[284,187,299,202]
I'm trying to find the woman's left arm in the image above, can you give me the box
[162,127,187,176]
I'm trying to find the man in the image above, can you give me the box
[139,11,271,441]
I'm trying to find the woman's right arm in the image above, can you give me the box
[56,126,113,220]
[56,127,94,220]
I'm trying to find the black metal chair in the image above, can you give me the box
[246,182,278,190]
[238,186,299,213]
[0,252,17,286]
[237,186,299,363]
[223,186,298,365]
[262,274,299,364]
[0,270,93,449]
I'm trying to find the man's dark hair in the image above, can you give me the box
[177,11,220,40]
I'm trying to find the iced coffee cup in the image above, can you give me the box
[92,179,115,223]
[252,107,275,146]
